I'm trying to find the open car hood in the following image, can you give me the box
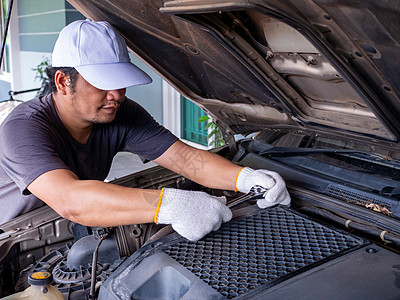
[68,0,400,146]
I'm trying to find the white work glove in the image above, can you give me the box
[235,167,291,208]
[155,188,232,241]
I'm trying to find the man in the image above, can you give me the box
[0,20,290,241]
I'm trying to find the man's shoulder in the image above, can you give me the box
[0,94,56,134]
[5,94,53,121]
[113,98,147,123]
[120,97,141,110]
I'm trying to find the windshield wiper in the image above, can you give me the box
[338,152,400,169]
[259,146,360,157]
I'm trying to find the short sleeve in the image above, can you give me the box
[119,101,179,161]
[0,118,70,194]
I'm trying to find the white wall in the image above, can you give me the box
[15,51,51,101]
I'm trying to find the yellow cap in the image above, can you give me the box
[28,271,53,286]
[30,271,51,280]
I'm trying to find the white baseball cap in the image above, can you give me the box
[52,19,152,90]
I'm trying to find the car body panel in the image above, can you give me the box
[68,0,400,144]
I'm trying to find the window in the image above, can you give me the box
[180,96,208,146]
[1,0,11,74]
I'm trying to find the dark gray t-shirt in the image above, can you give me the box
[0,94,178,224]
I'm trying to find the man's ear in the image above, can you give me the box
[54,70,70,95]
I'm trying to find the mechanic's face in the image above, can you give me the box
[69,74,126,124]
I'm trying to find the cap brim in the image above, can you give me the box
[75,62,152,90]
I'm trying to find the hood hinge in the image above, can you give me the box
[221,127,238,155]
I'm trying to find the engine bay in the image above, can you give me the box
[1,136,400,299]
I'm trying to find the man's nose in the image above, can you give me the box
[106,88,126,101]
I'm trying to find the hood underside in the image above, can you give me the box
[68,0,400,146]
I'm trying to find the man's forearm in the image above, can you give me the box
[64,180,161,226]
[184,150,241,190]
[28,169,161,227]
[154,140,242,190]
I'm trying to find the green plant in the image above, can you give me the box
[32,57,51,84]
[198,115,225,147]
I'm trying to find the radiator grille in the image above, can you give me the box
[164,207,363,298]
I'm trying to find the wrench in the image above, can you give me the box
[227,185,268,208]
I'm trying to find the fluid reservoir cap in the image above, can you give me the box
[28,271,53,286]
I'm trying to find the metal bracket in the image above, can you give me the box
[220,126,238,155]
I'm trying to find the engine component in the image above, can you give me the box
[2,271,64,300]
[14,236,125,299]
[98,206,367,299]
